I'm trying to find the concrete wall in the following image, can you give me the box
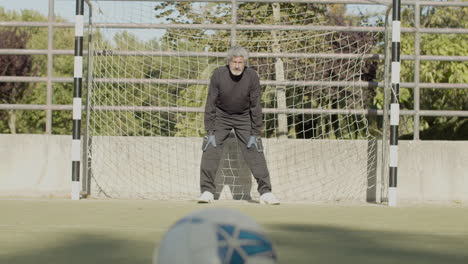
[398,141,467,202]
[0,134,467,203]
[0,135,71,197]
[85,135,376,201]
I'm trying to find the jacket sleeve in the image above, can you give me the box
[249,71,263,136]
[204,71,218,132]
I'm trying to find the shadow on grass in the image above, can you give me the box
[267,224,468,264]
[1,225,467,264]
[0,232,156,264]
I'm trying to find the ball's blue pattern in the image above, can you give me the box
[169,217,275,264]
[216,224,276,264]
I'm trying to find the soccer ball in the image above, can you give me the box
[155,208,277,264]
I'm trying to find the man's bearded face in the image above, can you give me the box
[229,56,246,76]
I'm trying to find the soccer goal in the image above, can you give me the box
[81,0,389,202]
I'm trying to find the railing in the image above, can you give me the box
[0,0,467,139]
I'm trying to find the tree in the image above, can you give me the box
[0,7,48,134]
[398,5,467,140]
[0,7,83,134]
[322,4,382,139]
[154,2,360,139]
[0,27,35,133]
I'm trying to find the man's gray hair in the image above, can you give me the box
[226,46,249,63]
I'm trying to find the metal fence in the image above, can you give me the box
[0,0,467,139]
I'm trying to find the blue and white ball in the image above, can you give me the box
[155,208,277,264]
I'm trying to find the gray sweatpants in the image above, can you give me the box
[200,110,272,195]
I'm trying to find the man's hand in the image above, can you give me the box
[247,135,263,152]
[202,131,216,151]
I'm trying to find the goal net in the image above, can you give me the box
[84,0,383,202]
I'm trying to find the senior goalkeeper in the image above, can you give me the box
[198,46,280,205]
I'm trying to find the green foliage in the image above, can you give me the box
[371,6,467,140]
[0,8,38,133]
[175,62,218,137]
[399,5,468,139]
[152,2,379,139]
[1,4,465,140]
[0,7,75,134]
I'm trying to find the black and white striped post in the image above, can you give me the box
[72,0,84,200]
[389,0,401,207]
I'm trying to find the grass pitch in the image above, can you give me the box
[1,198,467,264]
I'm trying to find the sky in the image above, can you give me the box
[0,0,74,20]
[0,0,166,42]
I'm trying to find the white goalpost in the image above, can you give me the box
[81,0,387,202]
